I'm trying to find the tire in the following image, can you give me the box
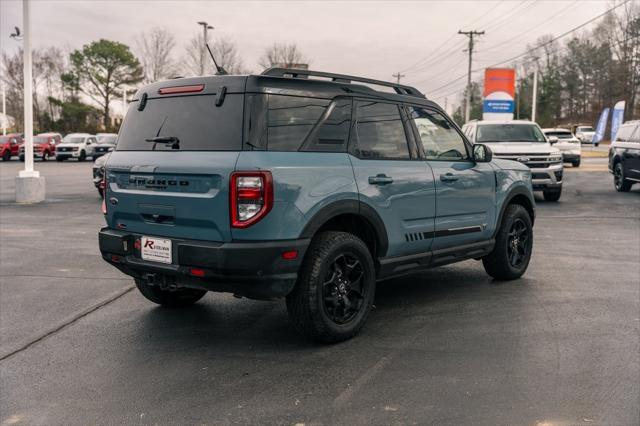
[135,279,207,308]
[2,151,10,161]
[543,187,562,202]
[286,231,376,343]
[483,204,533,281]
[595,143,600,147]
[42,152,48,161]
[613,162,632,192]
[19,155,25,162]
[78,150,86,162]
[572,159,580,167]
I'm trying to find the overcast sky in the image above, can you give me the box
[1,0,614,111]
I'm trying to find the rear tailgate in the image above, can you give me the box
[104,83,245,243]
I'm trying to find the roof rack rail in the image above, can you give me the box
[261,68,425,98]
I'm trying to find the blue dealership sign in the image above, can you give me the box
[593,107,610,144]
[483,100,514,113]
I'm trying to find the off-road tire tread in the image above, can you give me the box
[483,204,532,281]
[286,231,374,343]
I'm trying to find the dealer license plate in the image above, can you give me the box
[140,236,172,264]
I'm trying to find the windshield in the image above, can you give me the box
[116,94,243,151]
[476,124,547,143]
[577,126,594,132]
[63,136,86,144]
[544,131,574,139]
[33,136,50,144]
[97,135,117,144]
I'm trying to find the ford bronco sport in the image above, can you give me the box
[99,69,536,342]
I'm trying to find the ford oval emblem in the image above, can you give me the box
[516,157,530,163]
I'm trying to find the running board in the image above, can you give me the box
[377,239,495,280]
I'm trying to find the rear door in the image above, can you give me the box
[349,100,436,257]
[406,106,496,250]
[106,90,244,242]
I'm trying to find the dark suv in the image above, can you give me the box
[99,69,536,342]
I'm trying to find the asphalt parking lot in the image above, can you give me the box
[0,158,638,425]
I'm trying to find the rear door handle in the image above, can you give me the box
[368,174,394,185]
[440,173,459,182]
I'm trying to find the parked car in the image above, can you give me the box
[99,69,536,342]
[608,120,640,192]
[93,133,118,159]
[19,132,62,161]
[55,133,97,161]
[542,128,581,167]
[462,120,564,201]
[575,125,598,146]
[92,152,110,197]
[0,133,23,161]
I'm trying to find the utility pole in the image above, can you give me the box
[197,21,214,76]
[458,29,484,123]
[392,72,405,85]
[531,68,538,123]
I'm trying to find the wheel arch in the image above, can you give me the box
[495,187,536,237]
[300,200,389,258]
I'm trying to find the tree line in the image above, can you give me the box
[451,2,639,130]
[1,28,308,134]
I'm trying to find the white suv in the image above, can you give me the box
[462,120,564,201]
[542,128,582,167]
[55,133,97,161]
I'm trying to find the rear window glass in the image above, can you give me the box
[116,94,243,151]
[544,131,573,139]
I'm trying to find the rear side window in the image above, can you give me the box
[244,94,351,152]
[116,94,243,151]
[353,101,410,159]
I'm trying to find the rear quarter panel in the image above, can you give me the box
[233,152,358,241]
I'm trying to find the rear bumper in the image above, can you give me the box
[99,228,309,299]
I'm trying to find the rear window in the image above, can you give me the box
[544,131,573,139]
[116,94,243,151]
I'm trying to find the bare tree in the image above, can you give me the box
[136,27,178,83]
[259,43,309,70]
[184,34,246,76]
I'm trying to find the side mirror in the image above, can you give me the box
[473,144,492,163]
[548,136,558,145]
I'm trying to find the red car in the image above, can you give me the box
[0,133,23,161]
[19,132,62,161]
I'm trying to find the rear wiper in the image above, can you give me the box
[145,136,180,150]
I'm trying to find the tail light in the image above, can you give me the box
[230,171,273,228]
[100,175,107,215]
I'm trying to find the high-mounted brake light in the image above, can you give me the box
[230,171,273,228]
[158,84,204,95]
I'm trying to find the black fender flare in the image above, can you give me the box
[494,186,536,237]
[300,199,389,257]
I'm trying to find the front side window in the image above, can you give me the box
[408,107,468,160]
[354,101,410,159]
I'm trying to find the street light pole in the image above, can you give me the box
[1,81,6,135]
[15,0,45,203]
[21,0,35,178]
[197,21,214,76]
[531,68,538,123]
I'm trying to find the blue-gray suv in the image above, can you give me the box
[99,69,536,342]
